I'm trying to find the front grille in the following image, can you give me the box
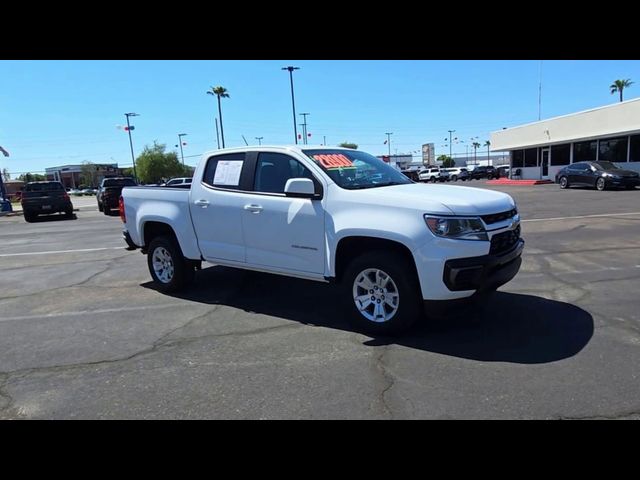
[490,225,520,254]
[481,208,517,225]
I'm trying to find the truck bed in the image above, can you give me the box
[121,186,201,260]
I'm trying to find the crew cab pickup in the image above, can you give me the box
[121,146,524,334]
[98,177,137,215]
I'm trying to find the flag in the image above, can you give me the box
[0,146,9,157]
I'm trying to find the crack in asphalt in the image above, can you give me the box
[0,258,124,301]
[373,346,395,419]
[0,373,12,413]
[0,307,304,401]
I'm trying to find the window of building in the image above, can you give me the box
[511,150,524,168]
[573,140,597,162]
[524,148,538,167]
[628,135,640,162]
[550,143,571,166]
[598,136,628,163]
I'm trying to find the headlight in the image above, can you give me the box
[424,215,488,241]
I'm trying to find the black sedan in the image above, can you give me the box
[556,161,640,191]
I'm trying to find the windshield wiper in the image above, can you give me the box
[367,181,407,188]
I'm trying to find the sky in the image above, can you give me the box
[1,60,639,176]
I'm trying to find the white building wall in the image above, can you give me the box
[491,98,640,151]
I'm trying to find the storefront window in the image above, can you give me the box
[598,137,628,163]
[629,135,640,162]
[511,150,524,167]
[524,148,538,167]
[573,141,597,162]
[550,143,571,166]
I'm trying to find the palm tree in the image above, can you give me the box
[610,79,633,102]
[472,141,481,165]
[484,140,491,165]
[207,86,230,148]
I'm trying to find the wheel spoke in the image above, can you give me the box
[384,294,398,308]
[356,274,374,291]
[355,296,373,311]
[376,270,389,288]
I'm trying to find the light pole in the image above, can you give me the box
[447,130,455,159]
[177,133,187,165]
[299,113,310,145]
[125,113,139,181]
[255,136,263,145]
[282,66,300,144]
[385,132,393,157]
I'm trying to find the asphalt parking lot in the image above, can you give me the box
[1,183,639,419]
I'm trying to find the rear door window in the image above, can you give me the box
[202,153,247,189]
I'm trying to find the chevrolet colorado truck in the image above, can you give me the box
[121,146,524,334]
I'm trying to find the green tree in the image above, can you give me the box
[121,167,134,177]
[338,142,358,149]
[206,86,230,148]
[80,161,99,187]
[472,142,481,164]
[17,173,46,182]
[484,140,491,164]
[437,154,455,168]
[610,78,633,102]
[136,141,187,184]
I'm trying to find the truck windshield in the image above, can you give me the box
[104,178,137,187]
[303,149,412,190]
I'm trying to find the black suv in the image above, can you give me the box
[470,166,499,180]
[20,181,74,222]
[97,177,137,215]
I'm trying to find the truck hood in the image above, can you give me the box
[345,183,516,216]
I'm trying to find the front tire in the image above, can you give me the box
[342,251,422,336]
[596,177,606,191]
[98,202,103,212]
[451,175,458,182]
[147,236,194,293]
[559,176,569,189]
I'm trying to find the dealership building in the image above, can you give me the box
[490,98,640,180]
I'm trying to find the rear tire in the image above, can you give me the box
[24,211,36,223]
[430,177,437,183]
[451,175,458,182]
[98,202,103,212]
[103,205,111,216]
[342,250,422,336]
[65,207,74,219]
[559,176,569,189]
[147,235,194,293]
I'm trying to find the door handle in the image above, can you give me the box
[194,199,210,207]
[244,204,263,213]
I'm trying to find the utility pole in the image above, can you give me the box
[255,136,263,145]
[282,66,300,144]
[125,113,140,181]
[177,133,187,166]
[538,60,543,121]
[323,135,326,146]
[299,113,310,145]
[385,132,393,158]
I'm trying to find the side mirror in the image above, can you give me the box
[284,178,316,198]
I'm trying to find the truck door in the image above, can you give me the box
[241,152,325,274]
[189,152,250,263]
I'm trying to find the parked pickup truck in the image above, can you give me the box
[121,146,524,334]
[97,177,137,215]
[21,181,74,222]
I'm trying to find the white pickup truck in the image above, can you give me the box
[121,146,524,334]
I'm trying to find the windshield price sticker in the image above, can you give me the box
[312,154,356,170]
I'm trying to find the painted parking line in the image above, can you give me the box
[0,247,126,257]
[0,303,186,323]
[522,212,640,222]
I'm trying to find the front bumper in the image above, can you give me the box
[443,239,524,292]
[606,177,640,188]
